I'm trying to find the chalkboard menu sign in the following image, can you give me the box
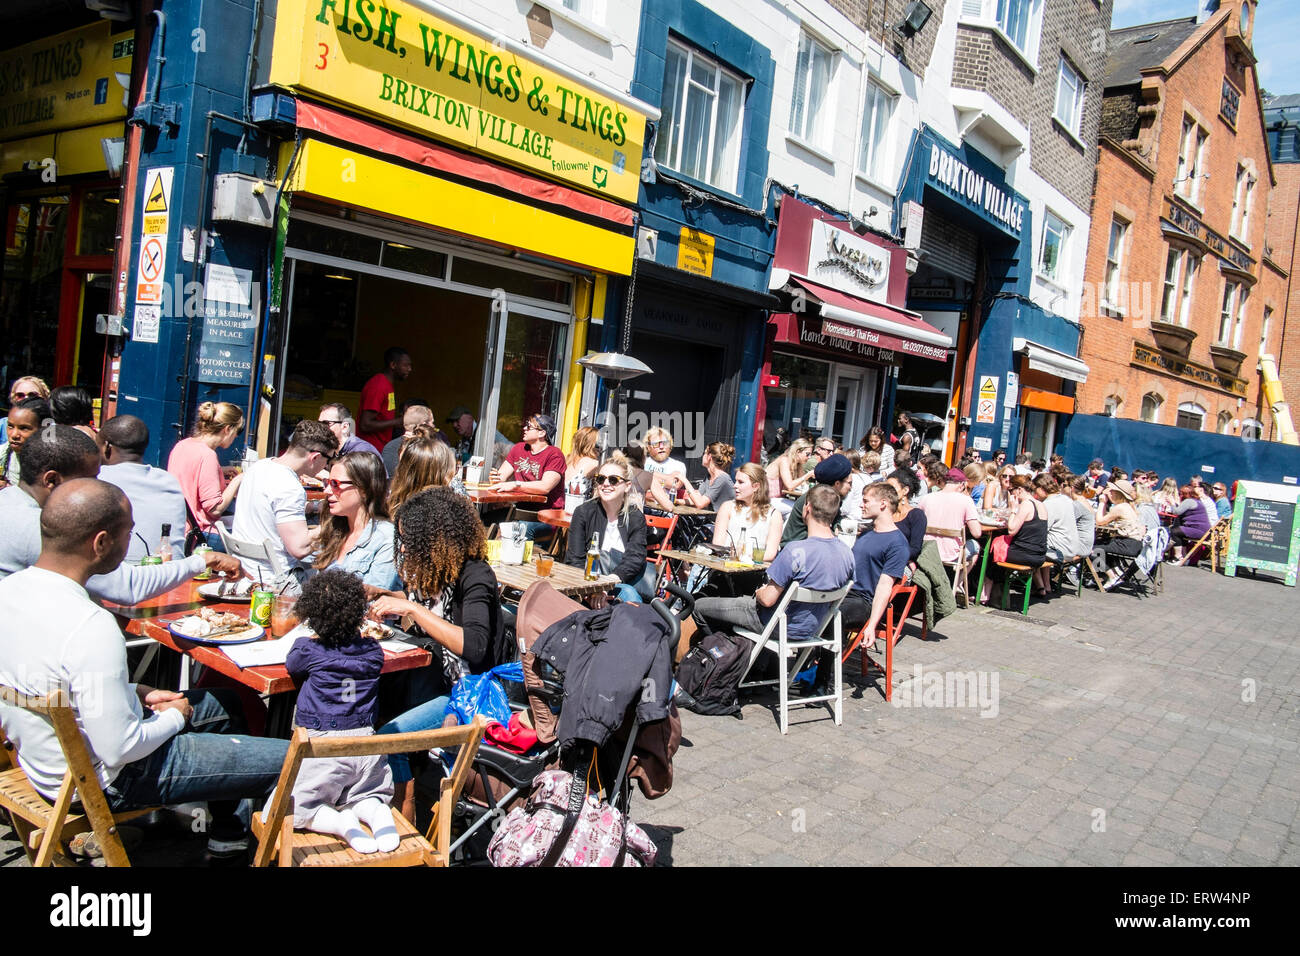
[1225,482,1300,586]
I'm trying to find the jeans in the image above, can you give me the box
[1090,536,1142,574]
[104,689,288,831]
[201,530,227,552]
[613,583,642,604]
[694,595,764,635]
[375,695,450,783]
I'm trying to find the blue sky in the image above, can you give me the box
[1110,0,1299,97]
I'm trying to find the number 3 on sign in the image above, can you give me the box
[316,43,329,70]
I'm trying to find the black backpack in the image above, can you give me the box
[673,630,749,718]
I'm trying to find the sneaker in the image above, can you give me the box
[1102,571,1124,591]
[206,821,250,860]
[69,826,143,859]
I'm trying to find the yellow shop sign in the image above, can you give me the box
[269,0,647,203]
[0,21,133,142]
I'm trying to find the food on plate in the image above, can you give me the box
[300,475,325,490]
[359,619,389,640]
[217,578,254,598]
[200,608,245,628]
[172,609,249,638]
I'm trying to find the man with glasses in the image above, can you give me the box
[493,413,566,512]
[319,403,381,459]
[813,439,836,460]
[231,419,339,581]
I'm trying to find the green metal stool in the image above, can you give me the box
[996,562,1034,615]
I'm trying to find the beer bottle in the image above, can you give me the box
[584,534,600,580]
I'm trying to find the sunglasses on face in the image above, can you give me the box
[649,440,670,449]
[10,391,39,401]
[320,418,344,426]
[593,474,625,486]
[325,478,355,492]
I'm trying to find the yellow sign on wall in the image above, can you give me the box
[269,0,646,203]
[676,228,714,277]
[0,22,133,142]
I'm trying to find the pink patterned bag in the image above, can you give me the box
[487,769,658,867]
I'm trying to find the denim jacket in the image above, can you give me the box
[333,519,401,590]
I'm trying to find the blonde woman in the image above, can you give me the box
[764,437,814,510]
[564,451,647,603]
[0,375,49,447]
[167,401,245,549]
[982,464,1016,512]
[562,425,600,510]
[388,431,457,513]
[712,462,783,562]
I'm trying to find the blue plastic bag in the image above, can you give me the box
[445,661,525,726]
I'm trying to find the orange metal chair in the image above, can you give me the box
[644,512,679,594]
[840,580,928,702]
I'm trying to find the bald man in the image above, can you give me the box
[98,414,187,562]
[0,478,289,861]
[0,424,239,597]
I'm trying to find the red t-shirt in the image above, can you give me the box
[505,442,567,509]
[358,372,395,451]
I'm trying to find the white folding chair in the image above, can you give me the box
[216,524,287,581]
[735,581,851,734]
[926,525,970,605]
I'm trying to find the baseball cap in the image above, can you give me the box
[446,405,473,422]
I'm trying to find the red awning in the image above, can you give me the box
[787,275,952,360]
[293,100,635,229]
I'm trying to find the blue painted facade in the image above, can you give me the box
[117,0,273,466]
[895,127,1082,457]
[613,0,776,468]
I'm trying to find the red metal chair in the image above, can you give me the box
[840,580,928,702]
[644,511,679,594]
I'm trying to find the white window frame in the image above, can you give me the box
[1103,217,1128,309]
[1176,116,1208,206]
[1175,402,1206,431]
[1104,395,1121,417]
[959,0,1044,72]
[789,29,837,151]
[1218,281,1240,346]
[1160,246,1198,326]
[1231,165,1255,242]
[1141,392,1163,424]
[656,38,747,193]
[1037,209,1070,285]
[1053,55,1085,136]
[1260,306,1273,357]
[1233,286,1249,349]
[857,77,895,183]
[1217,410,1234,434]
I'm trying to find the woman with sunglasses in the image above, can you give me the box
[0,376,49,447]
[564,452,648,604]
[313,451,400,590]
[982,465,1017,512]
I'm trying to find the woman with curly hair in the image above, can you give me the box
[368,486,505,818]
[313,451,400,590]
[387,428,457,513]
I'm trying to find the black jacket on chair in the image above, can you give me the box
[563,499,647,585]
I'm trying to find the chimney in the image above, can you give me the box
[1197,0,1220,23]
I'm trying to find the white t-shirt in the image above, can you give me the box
[0,567,186,798]
[231,457,307,579]
[644,456,687,478]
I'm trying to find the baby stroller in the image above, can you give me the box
[447,581,692,865]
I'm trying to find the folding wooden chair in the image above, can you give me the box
[735,582,850,734]
[840,580,926,703]
[252,716,486,868]
[0,686,158,867]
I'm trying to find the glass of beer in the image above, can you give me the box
[271,594,299,638]
[535,554,554,577]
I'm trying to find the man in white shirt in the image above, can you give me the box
[0,425,238,599]
[97,414,187,562]
[231,419,338,580]
[0,478,288,859]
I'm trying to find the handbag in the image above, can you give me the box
[180,498,208,557]
[991,533,1011,564]
[486,752,657,867]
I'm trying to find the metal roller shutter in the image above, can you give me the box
[918,211,978,282]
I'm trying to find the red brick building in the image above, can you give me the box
[1264,94,1300,440]
[1077,2,1288,442]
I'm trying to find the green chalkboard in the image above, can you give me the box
[1225,481,1300,587]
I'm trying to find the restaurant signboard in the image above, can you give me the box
[268,0,647,203]
[1224,480,1300,586]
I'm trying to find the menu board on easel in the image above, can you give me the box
[1224,481,1300,586]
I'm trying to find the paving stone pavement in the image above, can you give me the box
[635,564,1300,866]
[2,564,1295,868]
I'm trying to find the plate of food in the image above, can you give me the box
[168,608,264,644]
[300,475,325,490]
[198,578,255,602]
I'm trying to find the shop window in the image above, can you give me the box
[1160,246,1198,326]
[1140,392,1163,423]
[857,78,895,182]
[765,352,831,449]
[1037,210,1069,284]
[1175,402,1205,431]
[290,220,381,264]
[1217,411,1233,434]
[381,241,447,279]
[1053,55,1085,137]
[656,38,747,193]
[1175,117,1208,205]
[78,189,120,257]
[1,196,69,390]
[449,257,571,305]
[789,30,835,150]
[1102,217,1128,310]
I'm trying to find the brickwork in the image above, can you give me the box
[826,0,944,78]
[1077,4,1286,441]
[1100,88,1140,143]
[1265,162,1300,425]
[950,1,1110,213]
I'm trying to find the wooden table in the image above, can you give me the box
[654,547,770,598]
[670,504,715,517]
[537,508,571,530]
[972,521,1010,607]
[490,559,619,599]
[463,486,547,508]
[102,582,432,737]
